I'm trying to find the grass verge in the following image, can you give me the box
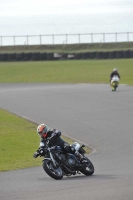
[0,59,133,85]
[0,108,90,172]
[0,42,133,53]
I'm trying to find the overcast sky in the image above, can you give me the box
[1,0,133,16]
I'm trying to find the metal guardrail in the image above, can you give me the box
[0,32,133,46]
[0,50,133,62]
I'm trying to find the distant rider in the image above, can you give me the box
[110,68,120,82]
[33,123,84,162]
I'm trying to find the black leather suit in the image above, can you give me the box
[110,71,120,81]
[37,129,74,155]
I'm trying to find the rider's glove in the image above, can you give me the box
[33,152,39,158]
[33,149,40,158]
[39,147,45,156]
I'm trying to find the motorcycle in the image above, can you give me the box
[34,135,94,180]
[111,75,119,91]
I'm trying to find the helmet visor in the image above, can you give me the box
[38,125,49,138]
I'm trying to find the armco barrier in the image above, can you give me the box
[75,53,82,59]
[0,50,133,61]
[23,53,32,61]
[8,53,16,61]
[1,54,8,61]
[109,51,117,59]
[103,52,110,59]
[16,53,25,61]
[82,52,90,59]
[96,52,103,59]
[123,50,131,58]
[54,53,62,60]
[89,52,97,59]
[31,52,40,61]
[68,54,75,60]
[130,50,133,58]
[39,52,47,60]
[61,53,68,60]
[116,51,123,58]
[47,53,54,60]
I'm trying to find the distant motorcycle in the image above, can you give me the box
[111,75,119,91]
[34,135,94,180]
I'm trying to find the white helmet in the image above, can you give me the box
[37,124,49,138]
[113,68,117,72]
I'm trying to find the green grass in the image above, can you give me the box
[0,109,90,172]
[0,59,133,85]
[0,42,133,53]
[0,109,40,171]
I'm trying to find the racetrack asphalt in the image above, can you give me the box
[0,83,133,200]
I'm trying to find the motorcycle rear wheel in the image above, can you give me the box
[112,81,118,91]
[80,158,94,176]
[43,160,63,180]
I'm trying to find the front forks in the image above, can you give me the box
[49,152,57,167]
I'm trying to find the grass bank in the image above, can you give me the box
[0,109,90,172]
[0,59,133,85]
[0,42,133,53]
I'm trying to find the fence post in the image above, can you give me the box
[52,35,54,44]
[27,35,29,45]
[1,36,2,46]
[14,36,15,46]
[115,33,117,43]
[40,35,42,45]
[78,34,80,44]
[66,34,67,44]
[91,33,93,43]
[127,32,129,42]
[103,33,105,43]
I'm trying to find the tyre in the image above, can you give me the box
[43,159,63,180]
[80,158,94,176]
[113,81,118,91]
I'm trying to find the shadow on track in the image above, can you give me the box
[38,174,117,181]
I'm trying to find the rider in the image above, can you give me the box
[33,123,84,161]
[110,68,120,82]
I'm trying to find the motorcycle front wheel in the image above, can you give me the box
[43,159,63,180]
[80,158,94,176]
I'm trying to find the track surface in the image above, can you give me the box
[0,83,133,200]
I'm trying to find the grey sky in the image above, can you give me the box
[0,0,133,16]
